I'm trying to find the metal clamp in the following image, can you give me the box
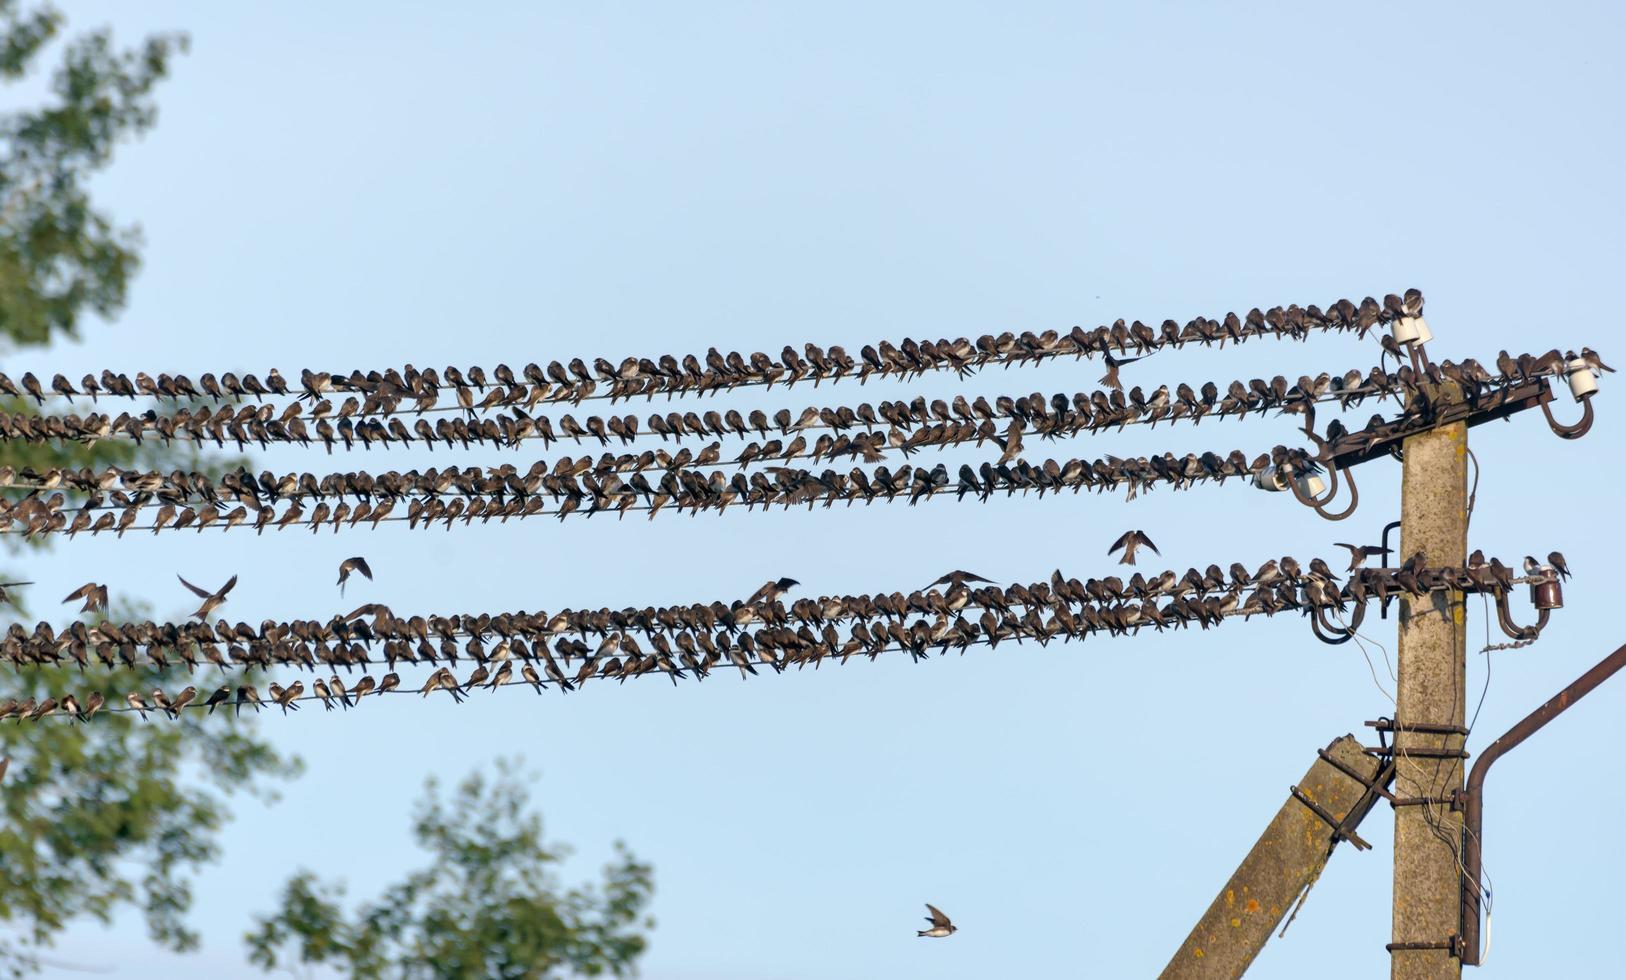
[1387,936,1464,959]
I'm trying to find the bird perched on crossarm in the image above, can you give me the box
[1108,530,1159,566]
[917,903,957,938]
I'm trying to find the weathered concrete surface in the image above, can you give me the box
[1392,422,1469,980]
[1160,735,1383,980]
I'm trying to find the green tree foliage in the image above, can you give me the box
[0,4,298,975]
[245,760,655,979]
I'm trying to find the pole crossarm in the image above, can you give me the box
[1161,734,1392,980]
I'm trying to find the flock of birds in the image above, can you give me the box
[0,548,1562,726]
[0,290,1431,417]
[0,445,1327,538]
[0,340,1598,544]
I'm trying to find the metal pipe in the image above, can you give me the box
[1461,641,1626,965]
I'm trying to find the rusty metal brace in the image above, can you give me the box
[1289,785,1374,851]
[1388,936,1465,958]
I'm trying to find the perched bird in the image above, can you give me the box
[917,903,957,938]
[61,582,109,614]
[0,581,31,607]
[177,573,238,620]
[1334,542,1385,571]
[747,577,800,605]
[1108,529,1160,566]
[928,570,996,590]
[336,556,373,595]
[1548,551,1571,581]
[204,686,231,714]
[125,691,150,721]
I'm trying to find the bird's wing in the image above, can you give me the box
[962,572,995,583]
[217,574,239,597]
[1136,532,1160,555]
[1333,542,1359,553]
[1107,531,1134,554]
[176,574,213,598]
[61,583,90,603]
[924,903,952,927]
[928,573,954,588]
[353,557,373,580]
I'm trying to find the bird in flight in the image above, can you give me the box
[1334,542,1385,571]
[177,573,238,620]
[917,903,957,938]
[1098,351,1144,391]
[747,577,800,605]
[927,570,996,590]
[1108,529,1159,566]
[0,582,30,607]
[336,556,373,595]
[61,582,108,614]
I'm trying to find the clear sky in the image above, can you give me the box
[11,2,1626,977]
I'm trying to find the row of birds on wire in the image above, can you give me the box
[0,350,1594,455]
[0,290,1427,413]
[0,548,1563,682]
[0,442,1326,537]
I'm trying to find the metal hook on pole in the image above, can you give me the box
[1492,589,1550,641]
[1539,394,1594,439]
[1288,460,1360,521]
[1309,600,1365,645]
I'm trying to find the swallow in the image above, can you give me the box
[1548,551,1571,581]
[0,581,31,606]
[1581,347,1614,374]
[928,570,996,590]
[126,691,150,721]
[1107,530,1159,566]
[203,686,231,714]
[177,573,238,620]
[376,673,399,696]
[313,678,336,711]
[81,691,104,720]
[1098,351,1144,391]
[235,685,263,716]
[270,681,304,714]
[61,582,109,614]
[336,556,373,595]
[918,903,957,938]
[165,686,197,718]
[1334,542,1385,571]
[747,577,800,605]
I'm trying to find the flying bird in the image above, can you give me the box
[917,903,957,938]
[747,577,800,605]
[0,581,31,607]
[928,570,996,590]
[1108,530,1160,566]
[1098,351,1144,392]
[61,582,108,614]
[177,573,238,620]
[1334,542,1385,571]
[336,556,373,595]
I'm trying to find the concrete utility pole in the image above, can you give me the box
[1390,421,1469,979]
[1162,735,1386,980]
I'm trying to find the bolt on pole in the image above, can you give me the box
[1390,421,1468,979]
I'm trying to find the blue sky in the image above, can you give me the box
[11,2,1626,977]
